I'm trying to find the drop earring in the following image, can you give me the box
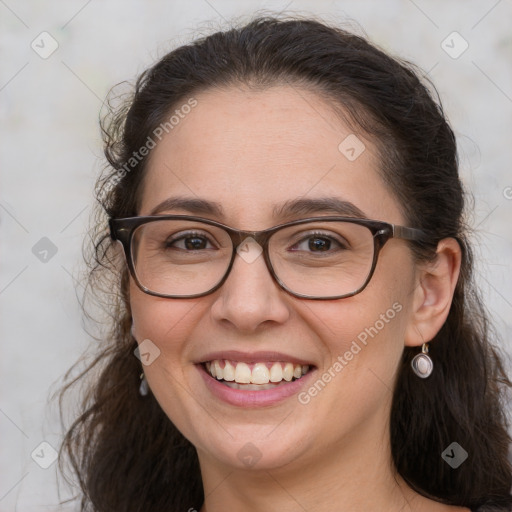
[139,372,149,396]
[411,343,433,378]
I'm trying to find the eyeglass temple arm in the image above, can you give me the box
[392,224,426,242]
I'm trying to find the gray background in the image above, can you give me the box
[1,0,511,509]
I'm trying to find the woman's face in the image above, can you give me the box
[130,85,418,473]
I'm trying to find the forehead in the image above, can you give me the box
[139,85,403,228]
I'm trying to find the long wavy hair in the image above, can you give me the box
[58,15,512,512]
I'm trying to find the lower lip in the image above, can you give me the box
[197,364,316,408]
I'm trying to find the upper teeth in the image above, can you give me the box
[205,360,309,384]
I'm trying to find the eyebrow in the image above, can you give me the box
[148,196,367,220]
[149,197,224,217]
[273,197,367,220]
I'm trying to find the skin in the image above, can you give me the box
[128,85,465,512]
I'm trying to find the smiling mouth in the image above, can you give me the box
[203,360,312,390]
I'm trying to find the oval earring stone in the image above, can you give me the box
[139,376,149,396]
[411,353,433,378]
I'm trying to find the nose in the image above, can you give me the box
[209,238,291,332]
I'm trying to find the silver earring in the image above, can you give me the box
[139,372,149,396]
[411,343,433,378]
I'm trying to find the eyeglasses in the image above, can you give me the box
[109,215,426,300]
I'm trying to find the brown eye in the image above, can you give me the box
[289,231,347,253]
[165,231,216,251]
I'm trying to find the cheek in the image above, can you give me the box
[306,295,406,374]
[131,279,181,331]
[129,282,203,364]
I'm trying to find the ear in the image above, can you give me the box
[404,238,462,347]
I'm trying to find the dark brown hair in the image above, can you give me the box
[58,15,512,512]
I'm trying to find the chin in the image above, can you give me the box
[194,423,311,472]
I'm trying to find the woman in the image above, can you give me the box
[59,15,512,512]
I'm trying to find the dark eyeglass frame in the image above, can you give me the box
[109,214,426,300]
